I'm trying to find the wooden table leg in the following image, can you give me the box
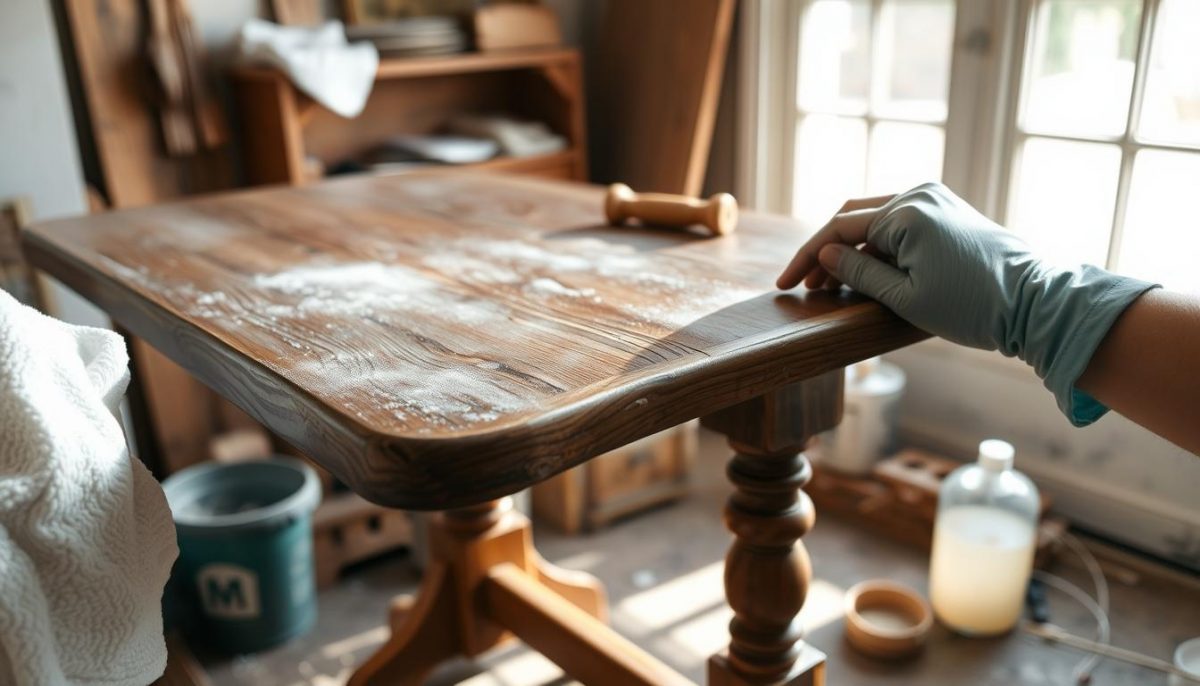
[350,497,688,685]
[702,371,844,686]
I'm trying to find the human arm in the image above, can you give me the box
[777,183,1188,444]
[1076,289,1200,453]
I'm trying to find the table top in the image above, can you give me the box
[25,171,923,509]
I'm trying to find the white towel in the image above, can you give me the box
[0,290,177,686]
[237,19,379,119]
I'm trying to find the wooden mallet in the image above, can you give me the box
[604,183,738,236]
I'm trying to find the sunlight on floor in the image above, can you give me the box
[550,550,605,573]
[460,651,576,686]
[648,577,847,662]
[317,626,388,661]
[615,561,726,632]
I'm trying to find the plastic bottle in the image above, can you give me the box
[929,439,1039,636]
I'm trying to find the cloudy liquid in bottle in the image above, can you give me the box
[929,504,1036,635]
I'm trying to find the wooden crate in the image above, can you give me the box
[312,491,413,588]
[807,447,1065,566]
[532,421,697,534]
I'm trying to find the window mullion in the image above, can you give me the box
[1106,0,1160,271]
[994,0,1037,226]
[1123,0,1158,142]
[867,0,886,118]
[864,0,886,196]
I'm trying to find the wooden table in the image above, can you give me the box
[24,171,924,685]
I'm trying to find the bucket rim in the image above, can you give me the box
[163,456,321,532]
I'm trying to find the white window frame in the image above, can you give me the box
[738,0,1200,565]
[739,0,1017,218]
[997,0,1200,275]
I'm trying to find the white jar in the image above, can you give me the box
[929,439,1039,636]
[818,357,905,475]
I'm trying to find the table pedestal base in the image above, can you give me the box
[349,498,692,686]
[353,372,842,686]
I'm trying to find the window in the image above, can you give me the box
[790,0,956,228]
[738,0,1200,563]
[1003,0,1200,290]
[752,0,1200,292]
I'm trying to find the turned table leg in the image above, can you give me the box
[703,370,844,686]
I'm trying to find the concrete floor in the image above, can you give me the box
[199,429,1200,685]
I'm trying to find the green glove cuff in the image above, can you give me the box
[1028,267,1159,426]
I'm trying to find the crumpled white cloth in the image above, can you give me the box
[237,19,379,118]
[0,290,177,686]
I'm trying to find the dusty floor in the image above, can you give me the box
[199,429,1200,685]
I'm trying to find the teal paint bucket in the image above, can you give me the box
[163,457,321,654]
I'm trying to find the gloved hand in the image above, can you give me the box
[777,182,1159,426]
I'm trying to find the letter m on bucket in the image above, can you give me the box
[197,563,262,619]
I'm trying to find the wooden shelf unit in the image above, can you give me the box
[232,48,587,186]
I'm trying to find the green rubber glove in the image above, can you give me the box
[777,182,1159,426]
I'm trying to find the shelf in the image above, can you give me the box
[468,149,578,174]
[319,150,580,183]
[233,47,578,83]
[375,47,578,80]
[233,47,586,185]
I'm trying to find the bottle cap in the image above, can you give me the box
[978,439,1014,472]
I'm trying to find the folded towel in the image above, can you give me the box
[237,19,379,118]
[0,290,177,685]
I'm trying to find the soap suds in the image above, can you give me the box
[330,364,534,431]
[526,277,598,300]
[101,234,769,430]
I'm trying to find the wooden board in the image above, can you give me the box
[62,0,231,206]
[271,0,325,26]
[63,0,238,476]
[24,171,925,510]
[0,197,45,309]
[590,0,735,195]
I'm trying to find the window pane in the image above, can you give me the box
[866,122,945,195]
[792,115,867,227]
[1118,151,1200,291]
[1009,138,1120,267]
[1023,0,1141,138]
[875,0,955,122]
[1138,0,1200,147]
[797,0,871,114]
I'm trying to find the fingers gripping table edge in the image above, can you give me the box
[21,228,927,511]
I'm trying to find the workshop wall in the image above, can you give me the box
[0,0,101,328]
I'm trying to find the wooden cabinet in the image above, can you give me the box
[231,48,587,186]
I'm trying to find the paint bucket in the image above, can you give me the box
[163,457,321,654]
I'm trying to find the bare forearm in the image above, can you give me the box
[1077,289,1200,453]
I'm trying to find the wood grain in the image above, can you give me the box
[24,171,925,509]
